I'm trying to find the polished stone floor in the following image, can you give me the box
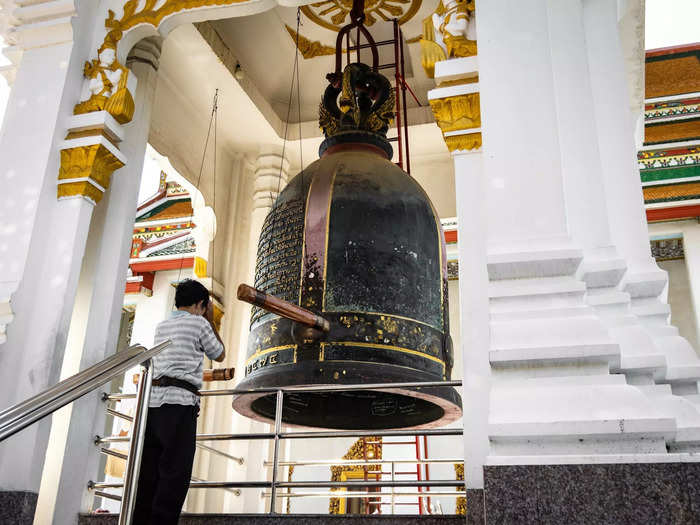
[79,514,466,525]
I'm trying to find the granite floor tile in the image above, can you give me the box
[79,514,466,525]
[0,490,38,525]
[484,465,538,524]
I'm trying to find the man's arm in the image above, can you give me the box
[204,303,226,362]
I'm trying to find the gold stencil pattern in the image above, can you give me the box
[301,0,422,32]
[285,25,336,59]
[454,462,466,515]
[445,132,481,152]
[429,93,480,133]
[329,437,383,514]
[105,0,246,34]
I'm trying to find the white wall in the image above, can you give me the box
[658,258,699,351]
[648,220,700,354]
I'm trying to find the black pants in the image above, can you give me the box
[133,404,197,524]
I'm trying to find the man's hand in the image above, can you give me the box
[205,301,214,322]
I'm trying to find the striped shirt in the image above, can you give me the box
[150,310,224,407]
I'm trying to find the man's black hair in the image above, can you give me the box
[175,279,210,309]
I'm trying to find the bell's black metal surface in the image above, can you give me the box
[232,135,462,429]
[232,11,461,429]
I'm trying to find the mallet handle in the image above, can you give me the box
[202,368,235,382]
[237,284,330,333]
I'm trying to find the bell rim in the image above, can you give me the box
[231,361,463,431]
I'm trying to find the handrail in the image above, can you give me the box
[0,341,170,442]
[91,379,464,517]
[103,379,463,400]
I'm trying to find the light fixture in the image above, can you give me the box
[234,62,244,81]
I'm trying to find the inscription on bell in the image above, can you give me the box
[246,352,279,375]
[252,198,305,324]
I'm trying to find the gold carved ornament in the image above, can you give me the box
[57,144,125,204]
[329,437,383,514]
[64,1,245,203]
[420,0,477,78]
[194,256,208,278]
[429,93,482,152]
[285,25,337,59]
[301,0,422,32]
[319,63,395,139]
[286,465,295,514]
[454,462,466,515]
[444,133,481,152]
[74,0,249,124]
[73,30,134,124]
[212,301,224,332]
[429,93,480,132]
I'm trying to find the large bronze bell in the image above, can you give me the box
[232,62,462,430]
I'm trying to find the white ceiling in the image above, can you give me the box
[209,2,440,124]
[147,5,454,218]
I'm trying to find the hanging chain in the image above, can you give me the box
[176,89,219,285]
[211,90,218,297]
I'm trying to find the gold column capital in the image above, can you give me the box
[58,143,125,204]
[429,93,482,152]
[429,92,481,133]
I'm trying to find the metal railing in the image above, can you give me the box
[0,341,171,525]
[0,341,169,442]
[93,379,465,516]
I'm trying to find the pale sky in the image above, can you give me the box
[0,2,698,137]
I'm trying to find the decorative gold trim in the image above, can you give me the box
[321,168,337,311]
[420,38,446,79]
[58,144,125,204]
[329,437,383,514]
[212,301,224,332]
[57,181,104,204]
[322,341,445,367]
[286,465,294,514]
[445,132,482,152]
[284,25,336,59]
[429,93,481,133]
[325,310,441,330]
[301,0,422,32]
[454,462,466,515]
[246,344,296,366]
[444,35,477,58]
[106,0,248,35]
[194,256,207,278]
[65,129,120,149]
[437,76,479,87]
[74,29,134,124]
[75,1,248,123]
[419,0,477,77]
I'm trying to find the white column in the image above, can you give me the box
[475,0,673,460]
[548,0,700,453]
[547,0,611,253]
[583,0,700,418]
[238,144,289,513]
[43,40,162,524]
[582,0,664,283]
[250,144,290,259]
[454,149,490,489]
[0,0,82,344]
[0,1,105,510]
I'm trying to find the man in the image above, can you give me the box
[133,279,225,524]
